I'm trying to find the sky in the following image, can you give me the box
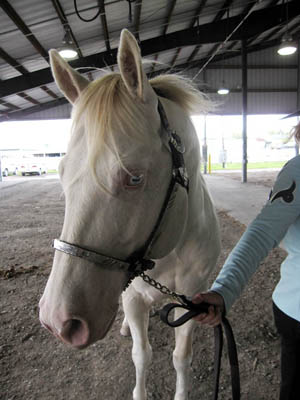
[192,114,298,141]
[0,119,72,152]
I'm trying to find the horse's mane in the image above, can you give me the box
[71,72,211,183]
[150,74,211,115]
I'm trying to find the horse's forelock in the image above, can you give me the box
[70,73,152,190]
[69,72,212,190]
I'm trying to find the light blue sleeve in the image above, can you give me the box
[211,156,300,313]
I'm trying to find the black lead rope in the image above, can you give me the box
[160,297,240,400]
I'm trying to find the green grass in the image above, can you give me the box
[204,161,286,171]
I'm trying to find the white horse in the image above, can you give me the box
[39,29,220,400]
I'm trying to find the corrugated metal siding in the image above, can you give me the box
[22,102,71,120]
[186,44,299,115]
[209,92,298,115]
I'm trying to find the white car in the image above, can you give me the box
[1,158,19,176]
[19,158,47,176]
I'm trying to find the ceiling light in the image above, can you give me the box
[217,87,230,95]
[278,35,297,56]
[59,48,78,59]
[278,38,297,56]
[58,30,78,60]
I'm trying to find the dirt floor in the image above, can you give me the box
[0,171,285,400]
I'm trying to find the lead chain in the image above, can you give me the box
[140,272,184,304]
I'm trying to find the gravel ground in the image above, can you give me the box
[0,173,284,399]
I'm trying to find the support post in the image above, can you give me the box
[203,116,207,174]
[296,39,300,155]
[242,38,248,183]
[202,69,208,174]
[0,144,2,182]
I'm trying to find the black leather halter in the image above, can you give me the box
[53,98,189,288]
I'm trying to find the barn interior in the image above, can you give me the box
[0,0,300,183]
[1,2,300,399]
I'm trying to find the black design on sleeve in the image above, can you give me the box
[270,181,296,203]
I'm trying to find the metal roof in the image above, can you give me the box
[0,0,300,121]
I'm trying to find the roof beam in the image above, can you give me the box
[0,48,58,100]
[151,0,177,72]
[98,0,113,72]
[247,9,300,47]
[189,0,208,29]
[151,37,290,79]
[1,0,300,98]
[16,92,41,105]
[98,0,111,53]
[133,0,143,40]
[203,0,258,55]
[0,49,43,105]
[162,0,178,36]
[0,0,58,103]
[0,47,28,75]
[170,0,209,67]
[205,63,297,69]
[225,0,280,53]
[0,98,69,122]
[0,98,21,111]
[0,0,49,62]
[186,0,234,65]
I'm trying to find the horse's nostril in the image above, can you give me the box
[69,319,81,335]
[61,318,90,347]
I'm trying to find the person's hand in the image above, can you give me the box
[192,291,225,327]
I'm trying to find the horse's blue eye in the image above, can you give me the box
[128,174,144,186]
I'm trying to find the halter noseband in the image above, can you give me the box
[53,98,189,289]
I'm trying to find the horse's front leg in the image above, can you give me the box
[122,290,152,400]
[173,309,196,400]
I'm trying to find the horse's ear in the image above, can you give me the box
[118,29,152,102]
[49,50,89,104]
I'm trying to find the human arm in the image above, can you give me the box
[194,157,300,324]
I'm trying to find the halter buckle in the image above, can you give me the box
[173,167,189,191]
[128,258,155,276]
[170,132,185,153]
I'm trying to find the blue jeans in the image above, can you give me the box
[273,302,300,400]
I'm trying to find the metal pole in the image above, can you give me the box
[203,115,208,174]
[242,38,248,183]
[296,39,300,155]
[202,69,208,174]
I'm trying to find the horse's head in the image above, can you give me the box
[39,30,188,348]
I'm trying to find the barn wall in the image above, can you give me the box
[12,44,299,120]
[21,102,72,120]
[185,44,299,115]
